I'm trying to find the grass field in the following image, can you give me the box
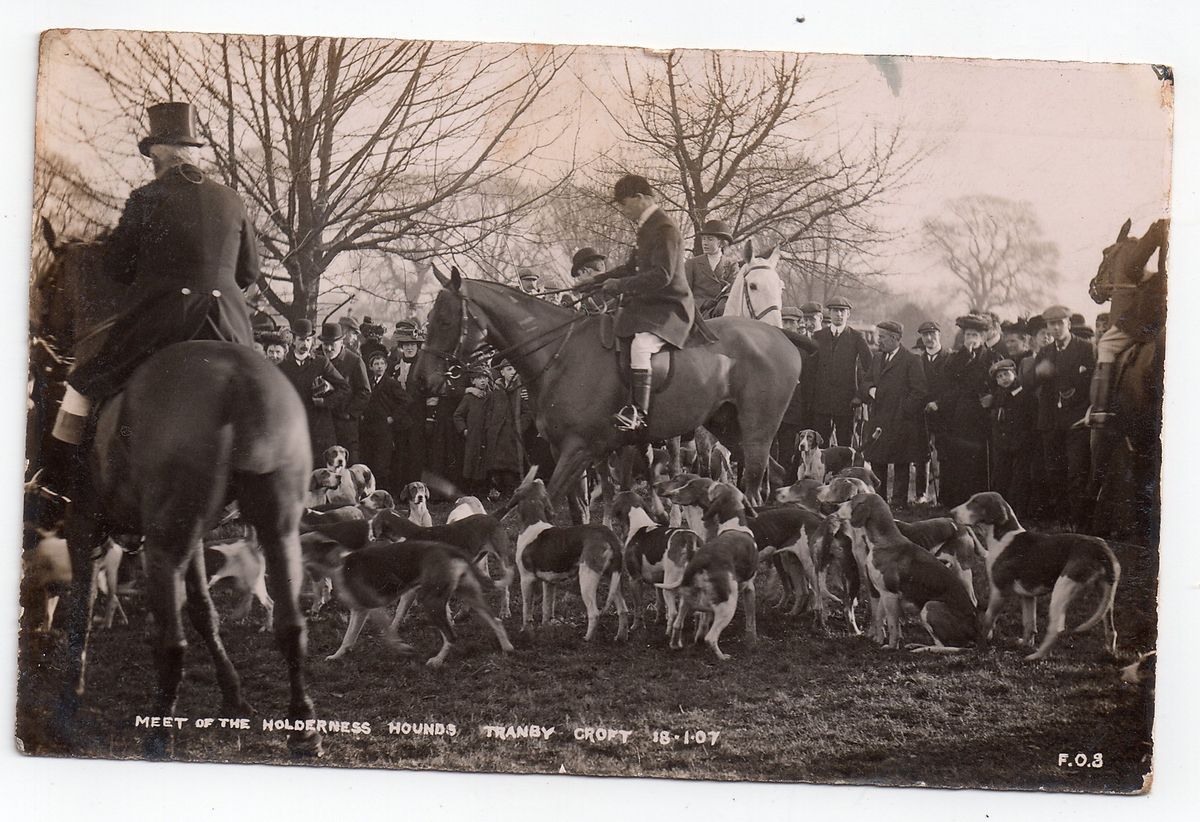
[15,501,1157,795]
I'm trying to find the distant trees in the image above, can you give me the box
[923,195,1060,314]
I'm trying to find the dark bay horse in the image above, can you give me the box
[1088,218,1167,543]
[32,224,321,757]
[412,267,804,510]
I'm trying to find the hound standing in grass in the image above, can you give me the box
[952,491,1119,660]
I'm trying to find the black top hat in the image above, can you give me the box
[613,174,653,201]
[571,247,606,273]
[291,318,315,338]
[699,219,734,244]
[139,102,205,157]
[318,321,345,343]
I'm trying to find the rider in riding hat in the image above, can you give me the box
[573,174,696,432]
[48,102,261,487]
[685,218,739,318]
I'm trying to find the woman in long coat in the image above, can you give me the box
[483,362,531,495]
[939,315,1002,508]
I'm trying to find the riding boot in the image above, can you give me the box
[1087,362,1116,428]
[612,369,652,431]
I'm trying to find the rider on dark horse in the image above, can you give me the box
[47,102,261,492]
[1085,218,1168,429]
[572,174,698,432]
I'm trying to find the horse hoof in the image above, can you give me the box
[287,731,324,758]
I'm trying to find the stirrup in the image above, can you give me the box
[612,404,647,432]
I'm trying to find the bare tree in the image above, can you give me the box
[595,49,916,289]
[53,31,575,322]
[922,195,1060,314]
[30,150,124,274]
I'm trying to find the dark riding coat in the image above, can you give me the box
[861,346,929,465]
[593,207,694,349]
[685,253,739,317]
[810,326,873,418]
[69,164,260,399]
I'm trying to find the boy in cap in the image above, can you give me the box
[685,218,739,318]
[278,318,352,458]
[861,320,928,507]
[574,174,697,431]
[810,295,872,447]
[988,358,1036,518]
[1031,305,1093,529]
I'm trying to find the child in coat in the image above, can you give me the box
[453,367,492,495]
[988,358,1037,517]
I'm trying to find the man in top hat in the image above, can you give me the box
[810,295,872,448]
[915,320,950,503]
[278,318,351,457]
[939,313,1002,508]
[319,321,371,464]
[1031,305,1093,529]
[684,218,739,319]
[338,314,362,355]
[51,101,261,460]
[574,173,696,431]
[861,320,928,508]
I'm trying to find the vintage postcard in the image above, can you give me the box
[17,26,1169,797]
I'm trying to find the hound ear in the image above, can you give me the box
[1117,218,1132,242]
[431,264,451,287]
[816,431,826,448]
[41,217,59,255]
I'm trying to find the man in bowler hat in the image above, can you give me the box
[320,321,371,464]
[278,318,351,458]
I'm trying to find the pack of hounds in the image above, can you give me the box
[23,435,1127,672]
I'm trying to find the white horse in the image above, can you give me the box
[722,243,784,328]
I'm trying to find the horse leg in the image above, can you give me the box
[548,436,592,525]
[238,472,322,758]
[183,545,252,716]
[739,440,772,507]
[141,540,190,759]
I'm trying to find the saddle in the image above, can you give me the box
[598,313,717,395]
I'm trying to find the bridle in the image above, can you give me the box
[740,261,782,322]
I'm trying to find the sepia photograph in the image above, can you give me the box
[5,2,1196,818]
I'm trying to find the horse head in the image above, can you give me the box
[416,264,490,394]
[1090,218,1167,305]
[724,241,783,326]
[32,218,111,357]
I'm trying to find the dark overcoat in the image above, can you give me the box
[359,372,410,490]
[942,346,1001,444]
[483,377,531,475]
[328,347,372,456]
[1031,336,1094,431]
[453,390,489,482]
[862,347,929,465]
[69,164,260,399]
[595,207,694,348]
[684,253,740,316]
[918,348,952,434]
[810,326,873,417]
[277,353,350,457]
[990,380,1038,453]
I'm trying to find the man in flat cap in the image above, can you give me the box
[1031,304,1093,529]
[338,314,362,355]
[569,247,612,314]
[861,321,928,508]
[574,174,696,431]
[781,306,802,334]
[685,218,739,318]
[939,314,1002,508]
[799,302,824,338]
[914,320,950,503]
[51,101,261,464]
[810,295,872,447]
[278,318,351,458]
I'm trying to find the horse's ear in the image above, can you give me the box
[431,264,451,287]
[1117,218,1132,242]
[766,245,782,265]
[41,217,59,256]
[742,241,755,264]
[449,266,462,292]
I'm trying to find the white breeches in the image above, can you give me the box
[1097,325,1134,364]
[630,332,667,370]
[61,384,92,415]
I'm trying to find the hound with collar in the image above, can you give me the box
[510,476,630,642]
[796,429,858,481]
[657,484,775,660]
[952,491,1119,660]
[611,490,701,633]
[833,493,978,651]
[315,539,513,667]
[374,509,516,618]
[398,481,434,527]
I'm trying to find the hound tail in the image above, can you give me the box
[1074,544,1121,634]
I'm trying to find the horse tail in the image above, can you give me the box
[780,327,817,355]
